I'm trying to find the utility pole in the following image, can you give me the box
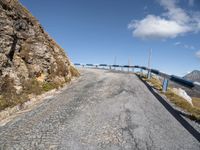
[147,49,152,79]
[132,57,134,73]
[113,56,116,70]
[128,58,130,72]
[114,56,116,65]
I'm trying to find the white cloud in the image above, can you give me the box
[128,15,190,39]
[174,42,195,49]
[190,11,200,32]
[184,44,195,50]
[174,42,181,45]
[128,0,200,39]
[196,50,200,58]
[158,0,190,24]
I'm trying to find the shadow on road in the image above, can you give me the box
[137,75,200,143]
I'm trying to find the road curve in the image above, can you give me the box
[0,68,200,150]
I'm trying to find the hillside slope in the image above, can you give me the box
[184,70,200,82]
[0,0,79,110]
[169,70,200,98]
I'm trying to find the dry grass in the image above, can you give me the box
[0,79,59,111]
[0,91,28,111]
[0,75,16,94]
[0,76,20,110]
[0,96,8,110]
[147,78,162,91]
[165,90,200,120]
[56,60,68,76]
[139,74,163,91]
[65,77,71,83]
[19,43,30,63]
[0,78,41,111]
[49,59,69,79]
[139,74,200,121]
[70,66,80,77]
[42,82,59,92]
[192,97,200,108]
[0,64,79,110]
[0,74,74,111]
[23,78,43,95]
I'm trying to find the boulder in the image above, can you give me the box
[172,88,193,106]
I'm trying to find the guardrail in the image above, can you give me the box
[74,63,200,92]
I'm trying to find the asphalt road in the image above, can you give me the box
[0,68,200,150]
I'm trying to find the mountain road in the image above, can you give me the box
[0,68,200,150]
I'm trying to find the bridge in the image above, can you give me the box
[0,67,200,149]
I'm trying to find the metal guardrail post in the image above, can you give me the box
[140,68,143,74]
[132,67,134,73]
[162,78,169,93]
[147,70,151,79]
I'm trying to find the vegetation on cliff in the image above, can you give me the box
[0,0,79,110]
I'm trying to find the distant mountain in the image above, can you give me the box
[184,70,200,82]
[168,70,200,98]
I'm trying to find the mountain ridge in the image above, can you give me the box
[184,70,200,82]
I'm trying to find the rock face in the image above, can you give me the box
[0,0,79,110]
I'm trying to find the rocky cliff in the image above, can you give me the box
[0,0,79,110]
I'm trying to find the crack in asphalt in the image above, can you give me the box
[120,109,140,150]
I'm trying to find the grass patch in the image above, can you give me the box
[140,74,163,91]
[0,63,79,111]
[146,78,162,91]
[23,78,43,95]
[0,77,70,111]
[0,75,24,110]
[0,93,28,111]
[65,77,71,83]
[139,74,200,121]
[19,43,30,63]
[70,66,80,77]
[0,96,8,110]
[165,90,200,120]
[0,78,41,111]
[42,82,59,92]
[192,97,200,108]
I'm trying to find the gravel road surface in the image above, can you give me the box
[0,68,200,150]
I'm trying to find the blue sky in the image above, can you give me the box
[19,0,200,76]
